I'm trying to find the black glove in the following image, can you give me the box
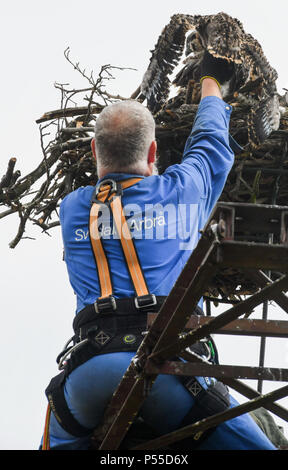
[200,50,234,86]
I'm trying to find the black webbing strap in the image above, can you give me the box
[73,296,167,334]
[45,371,94,438]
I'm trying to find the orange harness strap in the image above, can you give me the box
[90,201,113,299]
[89,178,151,302]
[42,403,52,450]
[110,195,149,297]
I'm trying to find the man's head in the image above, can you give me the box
[91,100,157,179]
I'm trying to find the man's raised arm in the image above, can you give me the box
[178,51,236,213]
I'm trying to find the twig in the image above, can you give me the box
[0,158,17,190]
[9,207,31,249]
[36,104,104,124]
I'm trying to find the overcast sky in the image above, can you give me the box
[1,0,288,450]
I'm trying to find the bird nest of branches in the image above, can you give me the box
[1,13,288,303]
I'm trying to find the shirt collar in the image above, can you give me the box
[97,172,146,184]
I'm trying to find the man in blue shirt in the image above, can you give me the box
[41,53,276,450]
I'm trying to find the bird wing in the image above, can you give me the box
[140,14,195,114]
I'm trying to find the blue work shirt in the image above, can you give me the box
[60,96,234,314]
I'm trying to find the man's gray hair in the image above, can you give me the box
[94,100,155,173]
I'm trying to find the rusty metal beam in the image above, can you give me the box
[224,378,288,423]
[214,202,288,243]
[147,314,288,337]
[166,350,288,424]
[148,275,288,364]
[216,242,288,271]
[145,361,288,382]
[178,352,288,423]
[131,384,288,450]
[248,270,288,314]
[147,246,219,356]
[179,351,288,424]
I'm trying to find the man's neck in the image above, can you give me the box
[98,165,155,179]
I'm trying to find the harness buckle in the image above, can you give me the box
[94,296,117,314]
[94,179,122,198]
[135,294,157,309]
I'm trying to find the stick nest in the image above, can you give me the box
[1,22,288,303]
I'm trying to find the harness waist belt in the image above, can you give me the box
[73,295,167,335]
[58,299,204,376]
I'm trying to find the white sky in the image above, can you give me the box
[1,0,288,450]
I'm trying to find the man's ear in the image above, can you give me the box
[91,138,97,160]
[148,140,157,164]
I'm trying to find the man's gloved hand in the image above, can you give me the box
[200,50,234,88]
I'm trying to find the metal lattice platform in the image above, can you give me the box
[91,202,288,450]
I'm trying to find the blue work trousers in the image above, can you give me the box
[43,352,276,450]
